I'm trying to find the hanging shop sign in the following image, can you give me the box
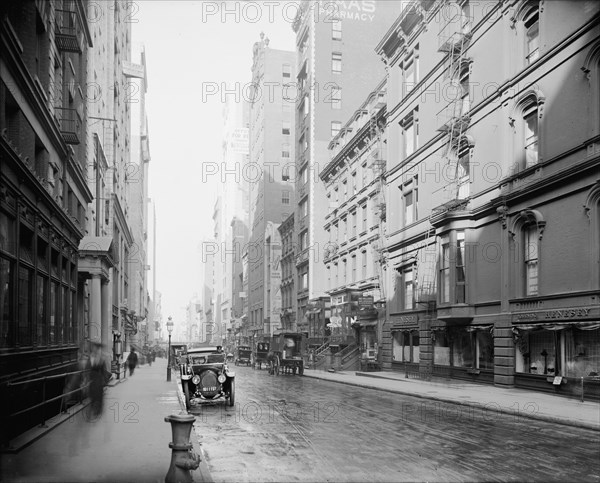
[358,296,374,308]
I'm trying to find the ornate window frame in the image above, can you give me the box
[581,41,600,137]
[509,89,546,172]
[509,209,546,297]
[583,180,600,289]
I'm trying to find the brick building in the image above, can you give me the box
[378,0,600,397]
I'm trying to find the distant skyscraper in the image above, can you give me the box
[247,34,296,341]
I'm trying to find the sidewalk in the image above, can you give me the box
[0,358,212,483]
[303,368,600,431]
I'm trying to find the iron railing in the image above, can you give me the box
[55,107,81,144]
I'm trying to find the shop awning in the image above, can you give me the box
[306,308,321,315]
[352,320,378,328]
[465,324,494,333]
[513,321,600,332]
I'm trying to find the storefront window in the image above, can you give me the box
[477,330,494,369]
[393,330,421,363]
[515,330,556,375]
[433,330,450,365]
[435,326,493,368]
[516,327,600,377]
[452,329,473,367]
[392,332,402,361]
[37,275,46,345]
[412,332,420,362]
[49,281,57,344]
[18,267,32,346]
[0,257,14,348]
[565,328,600,378]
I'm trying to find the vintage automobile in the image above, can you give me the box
[252,341,270,370]
[235,346,252,366]
[180,347,235,409]
[269,332,304,376]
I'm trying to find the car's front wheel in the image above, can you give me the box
[228,380,235,407]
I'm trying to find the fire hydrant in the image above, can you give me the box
[164,413,201,483]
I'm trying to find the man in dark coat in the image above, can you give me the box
[127,348,138,376]
[87,342,107,420]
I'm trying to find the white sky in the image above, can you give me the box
[131,1,296,324]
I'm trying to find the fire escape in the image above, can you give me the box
[417,0,472,316]
[369,96,387,303]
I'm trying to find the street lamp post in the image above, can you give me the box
[167,316,174,382]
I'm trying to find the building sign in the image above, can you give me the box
[229,128,249,154]
[391,314,418,327]
[318,1,377,22]
[123,61,145,79]
[513,307,595,322]
[358,296,374,307]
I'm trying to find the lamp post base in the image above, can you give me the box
[167,366,172,382]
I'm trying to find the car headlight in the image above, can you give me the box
[192,375,201,385]
[218,374,226,383]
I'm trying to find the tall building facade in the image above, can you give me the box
[82,0,147,364]
[247,34,296,342]
[320,80,387,368]
[378,0,600,397]
[278,213,296,331]
[0,0,93,441]
[124,45,151,353]
[209,98,249,347]
[291,0,403,335]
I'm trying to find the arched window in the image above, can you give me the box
[509,90,545,172]
[584,181,600,289]
[450,135,474,200]
[523,5,539,65]
[511,1,541,69]
[581,40,600,137]
[509,209,546,297]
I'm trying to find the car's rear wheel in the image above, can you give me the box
[183,382,191,410]
[228,380,235,407]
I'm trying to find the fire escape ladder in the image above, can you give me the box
[369,113,386,301]
[436,3,472,205]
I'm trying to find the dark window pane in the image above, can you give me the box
[37,275,46,345]
[0,257,14,347]
[18,266,32,345]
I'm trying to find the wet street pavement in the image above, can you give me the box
[191,366,600,483]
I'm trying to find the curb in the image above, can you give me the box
[302,371,600,432]
[173,374,215,483]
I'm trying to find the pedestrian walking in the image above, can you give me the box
[87,342,108,420]
[127,348,138,376]
[147,350,152,367]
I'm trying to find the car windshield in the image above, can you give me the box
[190,353,225,364]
